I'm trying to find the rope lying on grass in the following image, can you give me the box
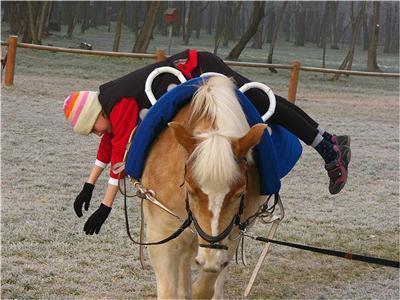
[244,235,400,268]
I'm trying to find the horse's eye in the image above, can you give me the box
[235,192,244,200]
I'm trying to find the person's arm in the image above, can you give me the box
[83,98,138,235]
[101,184,119,207]
[87,164,105,185]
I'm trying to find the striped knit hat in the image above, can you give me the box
[63,91,102,135]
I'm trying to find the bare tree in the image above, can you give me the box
[383,3,392,53]
[294,2,306,46]
[27,2,40,44]
[81,1,90,33]
[226,1,265,60]
[213,2,226,54]
[37,1,51,42]
[113,1,126,52]
[320,2,330,68]
[267,1,288,72]
[66,1,81,38]
[367,1,380,71]
[389,3,399,54]
[362,9,369,50]
[330,1,339,49]
[182,1,193,45]
[333,2,366,80]
[133,1,161,53]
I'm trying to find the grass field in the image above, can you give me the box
[1,25,399,298]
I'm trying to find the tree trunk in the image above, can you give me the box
[182,1,193,45]
[206,2,215,35]
[66,1,80,38]
[131,1,139,37]
[37,1,50,43]
[27,2,39,44]
[193,2,202,39]
[367,1,380,71]
[266,3,275,44]
[389,3,399,54]
[223,4,233,47]
[383,5,392,53]
[362,10,369,51]
[330,1,339,49]
[333,2,366,80]
[81,1,90,33]
[226,1,265,60]
[213,2,226,55]
[113,1,126,52]
[294,3,306,46]
[320,2,330,68]
[267,1,288,72]
[133,1,161,53]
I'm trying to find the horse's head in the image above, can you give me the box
[168,76,267,272]
[170,122,266,272]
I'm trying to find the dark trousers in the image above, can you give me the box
[193,52,319,145]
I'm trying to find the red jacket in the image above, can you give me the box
[96,98,138,185]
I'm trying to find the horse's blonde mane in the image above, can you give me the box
[189,76,250,190]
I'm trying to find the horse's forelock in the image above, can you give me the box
[188,76,250,191]
[190,76,250,137]
[189,133,240,191]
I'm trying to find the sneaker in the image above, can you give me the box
[325,145,351,194]
[331,135,350,147]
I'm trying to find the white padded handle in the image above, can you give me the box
[200,72,228,78]
[239,82,276,122]
[145,67,187,106]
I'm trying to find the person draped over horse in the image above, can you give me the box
[63,49,351,236]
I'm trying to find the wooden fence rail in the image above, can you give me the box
[2,35,399,103]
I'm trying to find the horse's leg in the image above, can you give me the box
[192,269,219,299]
[212,267,228,299]
[177,245,196,299]
[147,242,180,299]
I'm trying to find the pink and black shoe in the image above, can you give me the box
[325,145,351,194]
[331,135,351,147]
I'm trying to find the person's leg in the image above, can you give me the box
[195,51,351,194]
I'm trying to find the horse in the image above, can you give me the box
[140,76,268,299]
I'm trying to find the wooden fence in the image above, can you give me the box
[2,35,399,103]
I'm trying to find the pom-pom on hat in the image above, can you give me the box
[63,91,102,135]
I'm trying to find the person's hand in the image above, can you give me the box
[83,204,111,235]
[74,183,95,217]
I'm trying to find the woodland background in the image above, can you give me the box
[2,1,399,72]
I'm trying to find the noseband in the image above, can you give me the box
[185,157,248,250]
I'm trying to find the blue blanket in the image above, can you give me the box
[125,77,302,195]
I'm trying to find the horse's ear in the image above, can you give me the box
[232,124,268,158]
[168,122,197,153]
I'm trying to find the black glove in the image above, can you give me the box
[74,183,95,217]
[84,204,111,235]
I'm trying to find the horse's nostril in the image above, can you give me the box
[221,261,229,269]
[195,258,202,266]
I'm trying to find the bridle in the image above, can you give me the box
[187,191,245,250]
[124,157,280,250]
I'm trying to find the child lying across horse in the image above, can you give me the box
[63,49,351,235]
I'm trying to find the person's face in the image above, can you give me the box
[92,112,111,137]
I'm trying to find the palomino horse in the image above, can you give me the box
[141,76,268,299]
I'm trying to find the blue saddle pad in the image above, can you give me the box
[125,77,302,195]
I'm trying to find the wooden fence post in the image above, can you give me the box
[288,60,301,103]
[4,35,18,86]
[156,48,166,62]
